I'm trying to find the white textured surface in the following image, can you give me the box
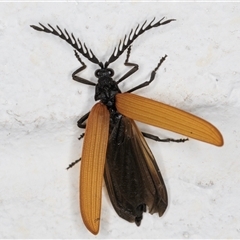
[0,2,239,238]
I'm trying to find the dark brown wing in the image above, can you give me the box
[104,115,167,226]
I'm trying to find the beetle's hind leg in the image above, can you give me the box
[116,46,139,84]
[66,131,85,170]
[66,112,89,169]
[72,50,96,86]
[66,132,84,170]
[78,133,85,140]
[127,55,167,93]
[142,132,188,143]
[66,131,84,170]
[66,158,81,170]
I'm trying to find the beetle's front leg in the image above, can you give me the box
[72,50,96,86]
[116,46,139,84]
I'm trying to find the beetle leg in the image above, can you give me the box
[72,50,96,86]
[66,133,85,170]
[78,133,85,140]
[142,132,188,143]
[66,158,81,170]
[66,130,86,170]
[116,46,139,84]
[77,111,90,129]
[127,55,167,93]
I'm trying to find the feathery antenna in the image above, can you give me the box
[30,23,101,66]
[106,17,175,65]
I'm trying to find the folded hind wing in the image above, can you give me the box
[104,116,167,226]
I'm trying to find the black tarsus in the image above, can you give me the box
[78,133,85,140]
[66,158,81,170]
[30,23,101,65]
[107,17,176,65]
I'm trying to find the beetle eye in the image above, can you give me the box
[95,70,101,78]
[108,69,114,77]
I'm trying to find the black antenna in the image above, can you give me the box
[30,23,101,66]
[106,17,176,65]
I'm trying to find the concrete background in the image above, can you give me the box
[0,2,239,238]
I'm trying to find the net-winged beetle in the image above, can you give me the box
[31,18,223,235]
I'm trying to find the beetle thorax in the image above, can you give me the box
[94,68,121,107]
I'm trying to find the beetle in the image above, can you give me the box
[31,18,223,235]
